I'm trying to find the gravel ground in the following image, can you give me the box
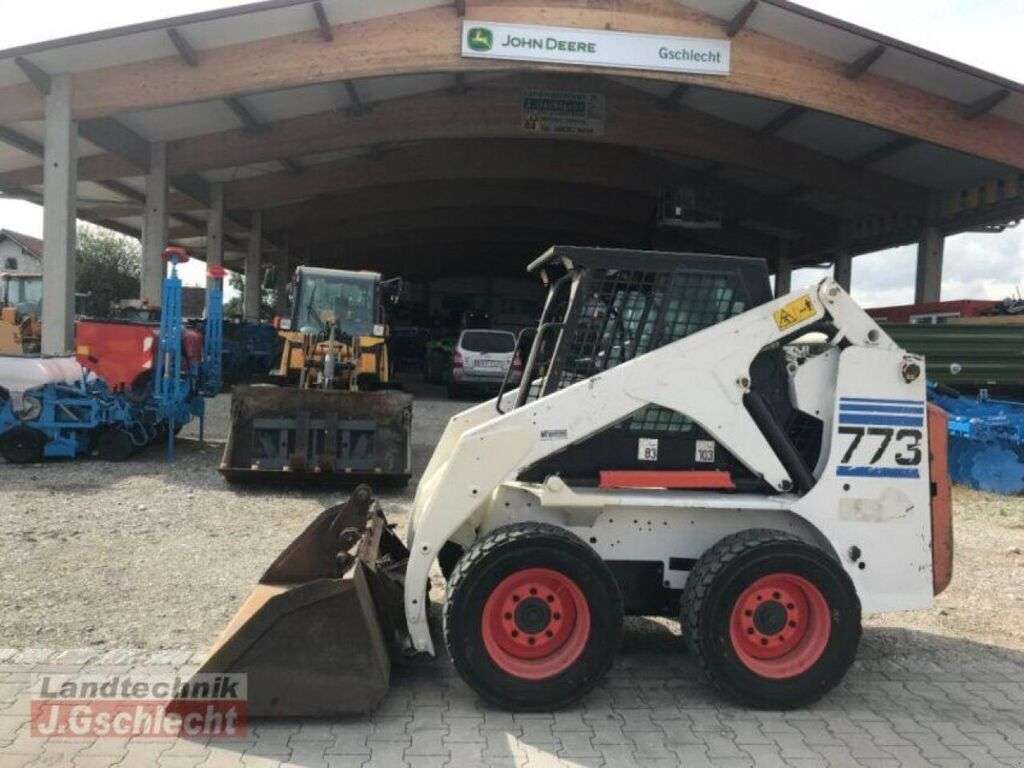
[1,385,1023,659]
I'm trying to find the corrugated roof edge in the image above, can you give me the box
[0,0,320,60]
[761,0,1023,93]
[0,0,1019,95]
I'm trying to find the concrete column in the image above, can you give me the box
[915,226,944,304]
[774,242,792,298]
[274,236,291,318]
[205,182,224,294]
[41,75,78,356]
[141,142,168,305]
[833,247,852,293]
[243,210,263,321]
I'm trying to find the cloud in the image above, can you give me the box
[786,226,1024,308]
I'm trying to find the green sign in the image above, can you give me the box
[467,27,493,52]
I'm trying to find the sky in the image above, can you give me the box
[0,0,1021,304]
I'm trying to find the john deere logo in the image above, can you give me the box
[467,27,493,51]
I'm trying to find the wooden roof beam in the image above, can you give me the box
[758,105,805,135]
[14,56,51,95]
[167,28,199,67]
[0,125,43,157]
[962,88,1010,120]
[97,179,144,203]
[661,84,691,111]
[224,96,267,134]
[78,117,150,169]
[854,135,916,167]
[449,72,469,95]
[313,2,334,43]
[281,157,304,175]
[344,80,367,116]
[726,1,758,37]
[845,44,886,79]
[0,76,925,214]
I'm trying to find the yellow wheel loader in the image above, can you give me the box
[0,273,42,355]
[190,247,952,715]
[220,266,412,486]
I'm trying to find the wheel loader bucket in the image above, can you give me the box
[177,486,410,717]
[220,385,413,486]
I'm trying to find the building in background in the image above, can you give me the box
[0,229,43,273]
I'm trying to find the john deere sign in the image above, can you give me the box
[461,21,730,76]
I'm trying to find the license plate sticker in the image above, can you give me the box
[638,438,659,461]
[695,440,716,463]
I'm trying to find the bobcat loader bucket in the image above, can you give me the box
[178,486,409,717]
[221,385,413,486]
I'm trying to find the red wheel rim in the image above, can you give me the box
[481,567,591,680]
[728,573,831,680]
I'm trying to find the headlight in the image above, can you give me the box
[15,394,42,422]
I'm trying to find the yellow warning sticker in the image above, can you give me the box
[773,295,816,331]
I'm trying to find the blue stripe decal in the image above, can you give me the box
[838,466,920,479]
[839,404,924,415]
[838,414,924,427]
[840,397,920,406]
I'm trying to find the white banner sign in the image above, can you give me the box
[462,21,730,76]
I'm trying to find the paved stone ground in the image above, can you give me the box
[3,626,1024,768]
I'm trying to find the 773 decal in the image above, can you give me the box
[839,427,922,466]
[836,397,925,479]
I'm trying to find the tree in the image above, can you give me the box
[75,224,140,316]
[224,269,275,320]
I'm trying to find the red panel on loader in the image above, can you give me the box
[599,470,736,490]
[927,404,953,595]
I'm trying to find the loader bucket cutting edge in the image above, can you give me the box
[175,486,410,717]
[220,385,413,486]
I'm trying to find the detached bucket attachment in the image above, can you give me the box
[220,385,413,486]
[179,486,409,717]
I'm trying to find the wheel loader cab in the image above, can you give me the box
[192,247,951,717]
[274,267,392,390]
[291,268,378,338]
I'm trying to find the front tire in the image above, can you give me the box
[681,529,860,710]
[444,522,623,711]
[0,426,45,464]
[96,428,135,462]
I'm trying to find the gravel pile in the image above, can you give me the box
[2,385,1023,656]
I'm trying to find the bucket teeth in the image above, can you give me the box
[175,486,410,717]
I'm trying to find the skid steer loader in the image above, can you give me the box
[220,266,412,485]
[186,247,952,714]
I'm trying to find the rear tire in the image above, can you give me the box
[0,426,45,464]
[444,522,623,711]
[96,428,135,462]
[681,529,860,710]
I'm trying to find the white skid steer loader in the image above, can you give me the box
[183,247,952,715]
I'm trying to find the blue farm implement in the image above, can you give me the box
[221,319,281,386]
[928,383,1024,495]
[0,248,223,464]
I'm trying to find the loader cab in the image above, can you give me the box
[291,267,382,339]
[505,247,816,493]
[505,246,774,407]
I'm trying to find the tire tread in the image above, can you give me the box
[681,528,860,709]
